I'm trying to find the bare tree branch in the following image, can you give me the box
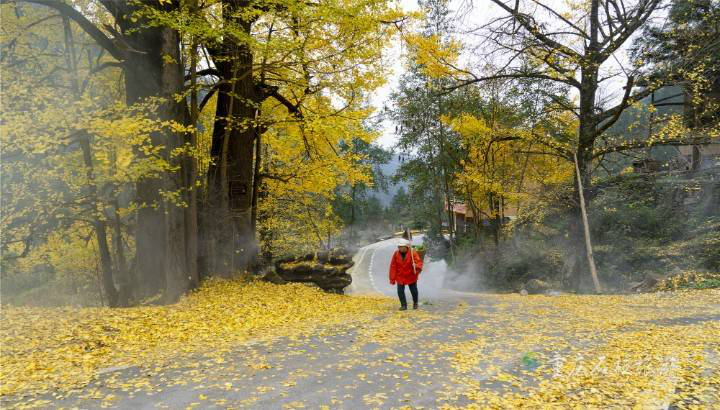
[528,0,589,39]
[486,0,583,60]
[596,76,634,134]
[592,136,712,158]
[2,0,124,61]
[599,84,659,121]
[184,68,220,82]
[598,0,662,61]
[444,72,580,94]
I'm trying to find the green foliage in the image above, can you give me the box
[518,173,717,288]
[591,174,689,241]
[657,270,720,290]
[696,225,720,270]
[634,0,720,128]
[384,186,421,227]
[694,279,720,289]
[451,171,719,291]
[491,242,565,289]
[332,138,392,239]
[389,0,463,247]
[595,174,719,285]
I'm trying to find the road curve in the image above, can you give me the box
[347,235,455,301]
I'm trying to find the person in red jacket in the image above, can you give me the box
[389,238,423,310]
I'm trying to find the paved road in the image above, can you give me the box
[347,235,454,301]
[9,239,719,409]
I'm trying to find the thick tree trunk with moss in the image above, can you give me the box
[204,4,259,277]
[18,0,209,303]
[114,4,192,302]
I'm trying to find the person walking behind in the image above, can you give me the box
[389,238,423,310]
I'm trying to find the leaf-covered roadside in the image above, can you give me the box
[0,280,393,398]
[341,290,720,409]
[433,290,720,409]
[2,287,719,409]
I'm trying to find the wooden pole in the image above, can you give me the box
[573,152,602,293]
[404,228,418,276]
[187,19,199,288]
[409,246,418,276]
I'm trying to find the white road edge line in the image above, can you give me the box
[347,246,370,294]
[368,247,381,293]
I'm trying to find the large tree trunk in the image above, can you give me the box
[562,0,602,292]
[205,7,259,276]
[116,4,191,301]
[185,31,200,290]
[257,144,273,265]
[159,27,192,303]
[121,23,167,296]
[28,0,194,303]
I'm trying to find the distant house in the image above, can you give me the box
[631,143,720,174]
[677,143,720,170]
[447,201,474,233]
[446,200,518,233]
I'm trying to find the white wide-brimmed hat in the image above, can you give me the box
[397,238,411,247]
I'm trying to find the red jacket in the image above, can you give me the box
[389,249,423,285]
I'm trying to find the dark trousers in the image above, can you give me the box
[397,282,418,306]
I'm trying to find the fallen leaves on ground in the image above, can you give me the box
[434,289,720,409]
[2,283,719,409]
[0,279,393,398]
[657,270,720,290]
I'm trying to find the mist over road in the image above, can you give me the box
[347,235,469,301]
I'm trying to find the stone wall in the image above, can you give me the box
[267,249,355,294]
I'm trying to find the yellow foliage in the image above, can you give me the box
[256,90,380,254]
[407,33,462,79]
[444,112,572,220]
[12,224,100,280]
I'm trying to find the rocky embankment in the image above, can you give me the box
[263,248,355,293]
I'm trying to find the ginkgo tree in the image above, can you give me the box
[146,0,401,276]
[436,78,574,245]
[2,0,402,305]
[256,96,382,258]
[1,0,205,304]
[391,0,571,256]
